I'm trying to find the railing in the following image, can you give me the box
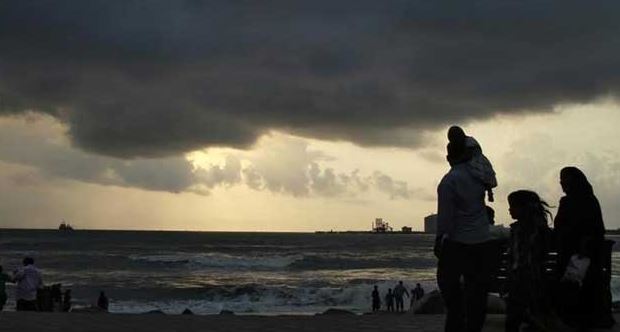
[488,239,614,295]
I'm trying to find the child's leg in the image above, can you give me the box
[505,280,529,332]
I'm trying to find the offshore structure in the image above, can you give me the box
[372,218,393,233]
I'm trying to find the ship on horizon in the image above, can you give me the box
[58,220,74,231]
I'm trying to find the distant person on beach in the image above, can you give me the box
[505,190,554,332]
[410,283,425,309]
[393,281,409,312]
[13,257,43,311]
[0,265,13,311]
[98,291,109,311]
[447,126,497,202]
[385,288,395,312]
[371,285,381,312]
[62,289,72,312]
[435,135,491,332]
[554,167,615,328]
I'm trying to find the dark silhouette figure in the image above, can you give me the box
[505,190,554,332]
[393,281,409,312]
[13,257,42,311]
[554,167,615,328]
[412,283,425,302]
[486,206,495,225]
[51,284,62,308]
[0,265,13,311]
[447,126,497,202]
[98,291,109,311]
[436,137,491,332]
[371,285,381,312]
[385,288,395,312]
[62,289,72,312]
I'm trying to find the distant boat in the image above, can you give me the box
[58,221,74,231]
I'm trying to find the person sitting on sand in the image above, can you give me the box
[13,257,43,311]
[0,265,13,311]
[371,285,381,312]
[98,291,109,311]
[385,288,395,312]
[393,281,409,312]
[447,126,497,202]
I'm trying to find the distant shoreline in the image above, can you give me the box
[1,227,620,235]
[314,230,428,235]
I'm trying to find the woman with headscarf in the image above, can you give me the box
[554,166,614,328]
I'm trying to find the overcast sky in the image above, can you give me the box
[1,1,619,231]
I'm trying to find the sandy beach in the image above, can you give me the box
[0,312,618,332]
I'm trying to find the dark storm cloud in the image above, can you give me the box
[1,1,620,157]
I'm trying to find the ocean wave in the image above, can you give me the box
[288,255,437,270]
[128,253,302,269]
[127,252,437,271]
[106,280,438,315]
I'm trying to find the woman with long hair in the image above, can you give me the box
[554,166,614,328]
[505,190,554,332]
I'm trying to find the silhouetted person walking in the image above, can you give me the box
[385,288,395,312]
[393,281,409,312]
[435,137,491,332]
[410,283,425,310]
[505,190,554,332]
[62,289,72,312]
[13,257,42,311]
[371,285,381,312]
[98,291,109,311]
[555,167,615,328]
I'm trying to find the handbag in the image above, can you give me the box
[561,254,590,286]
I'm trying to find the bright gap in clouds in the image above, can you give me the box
[0,101,619,231]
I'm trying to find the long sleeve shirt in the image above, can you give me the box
[13,265,42,301]
[437,163,490,244]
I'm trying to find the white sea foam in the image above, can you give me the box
[128,252,303,269]
[107,279,440,315]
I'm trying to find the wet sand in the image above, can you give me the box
[1,312,619,332]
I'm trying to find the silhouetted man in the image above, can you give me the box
[13,257,43,311]
[393,281,410,312]
[410,283,425,309]
[435,139,491,332]
[371,285,381,312]
[62,289,72,312]
[98,291,109,311]
[385,288,395,312]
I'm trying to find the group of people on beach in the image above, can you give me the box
[371,282,425,313]
[436,126,615,331]
[0,257,109,313]
[1,257,44,311]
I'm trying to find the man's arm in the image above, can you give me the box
[13,269,24,281]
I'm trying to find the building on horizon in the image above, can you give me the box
[424,214,437,234]
[372,218,393,233]
[401,226,412,233]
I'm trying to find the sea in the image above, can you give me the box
[1,229,619,315]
